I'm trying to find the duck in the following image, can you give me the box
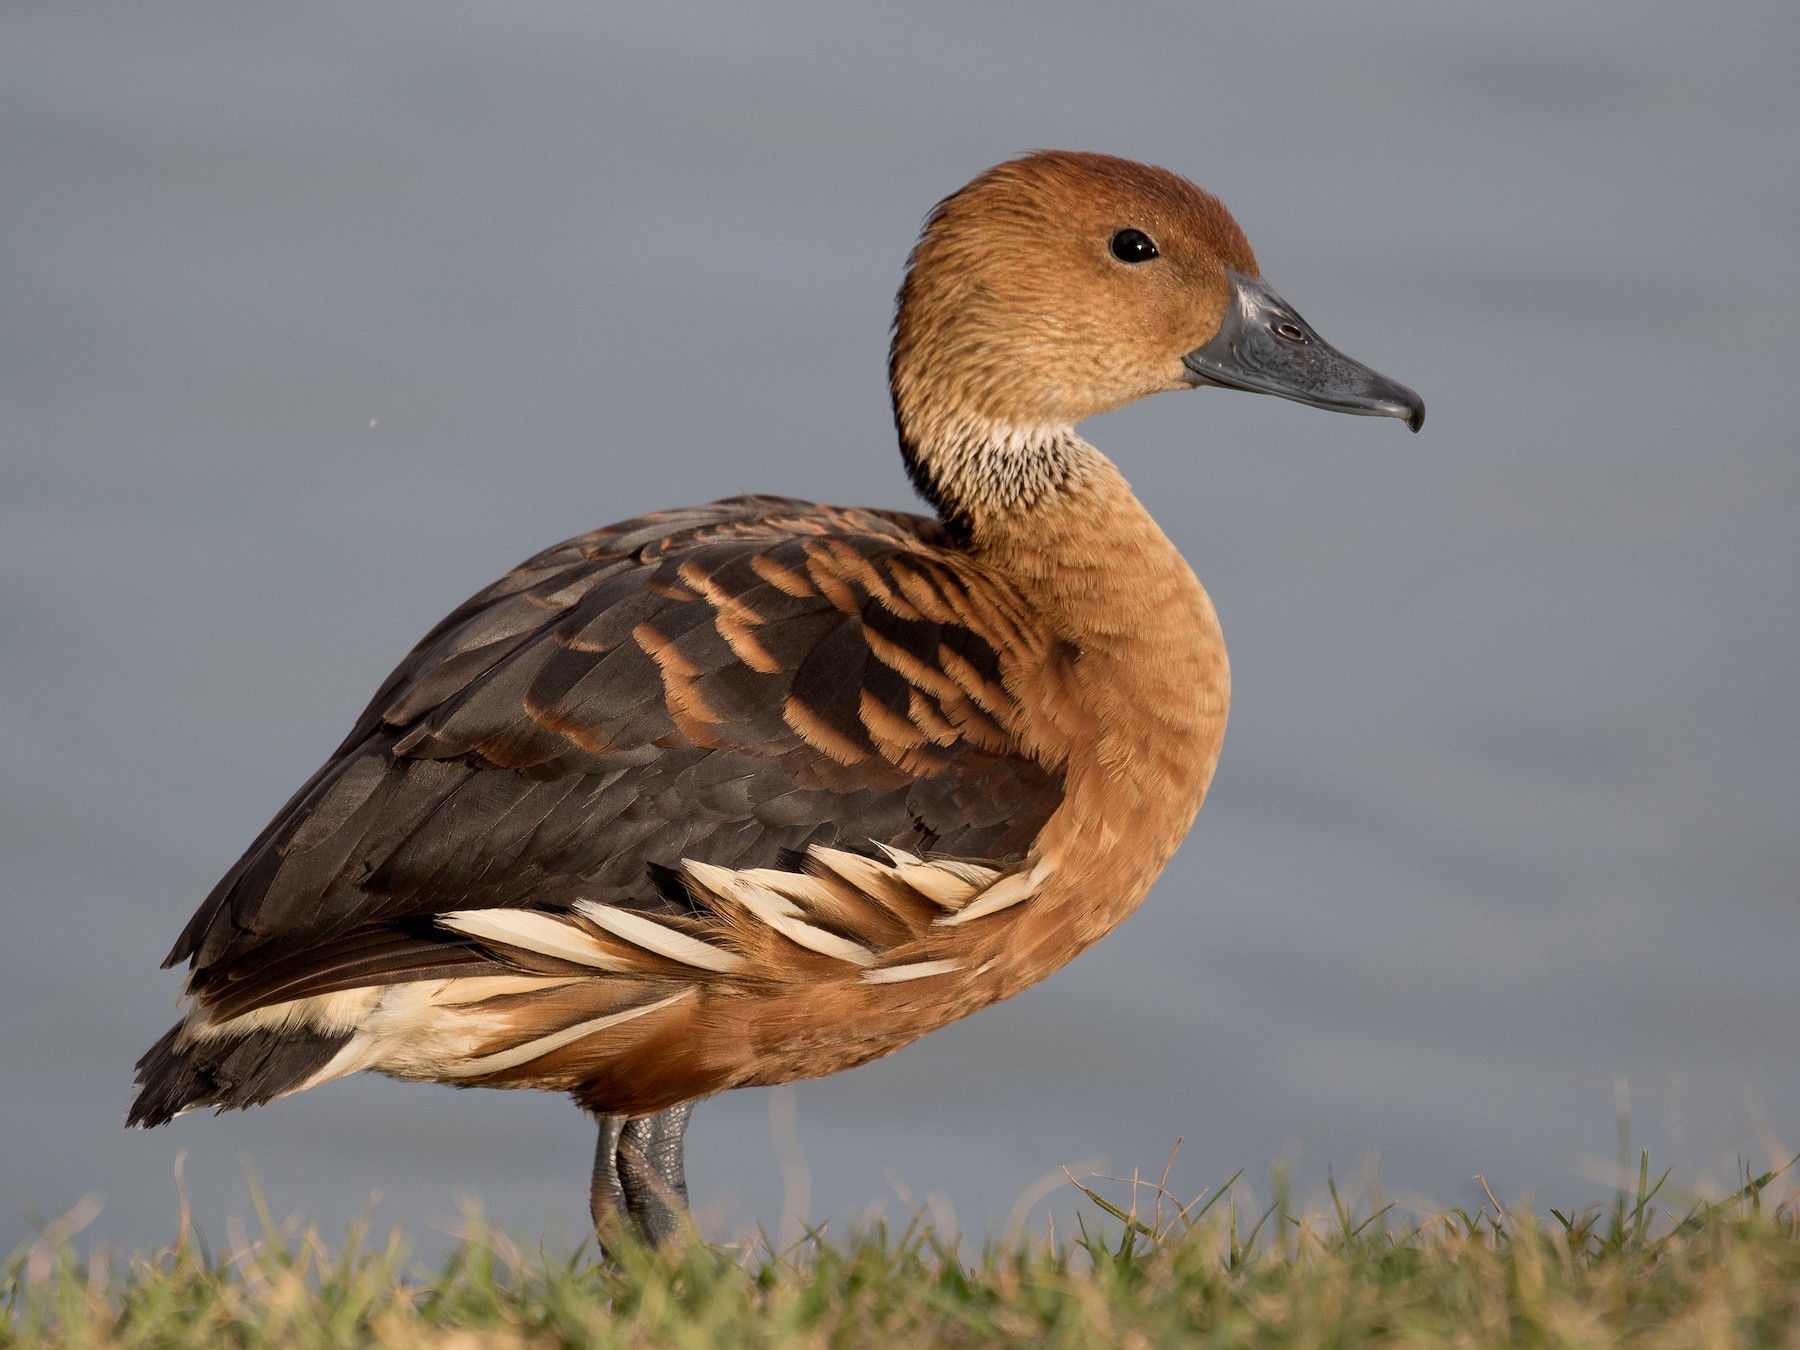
[130,151,1423,1251]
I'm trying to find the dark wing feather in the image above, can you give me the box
[171,495,1065,1009]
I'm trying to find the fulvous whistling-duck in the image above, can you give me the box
[131,151,1423,1250]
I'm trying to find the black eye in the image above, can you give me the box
[1109,228,1159,264]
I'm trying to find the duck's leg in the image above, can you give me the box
[619,1101,694,1246]
[589,1102,695,1255]
[589,1114,632,1253]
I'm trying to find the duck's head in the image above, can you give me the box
[891,151,1423,520]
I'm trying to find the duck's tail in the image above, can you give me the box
[127,1022,350,1128]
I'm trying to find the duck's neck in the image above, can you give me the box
[898,415,1096,530]
[909,420,1232,868]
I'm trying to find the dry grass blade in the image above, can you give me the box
[5,1153,1799,1346]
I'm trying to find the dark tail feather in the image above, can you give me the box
[128,1022,351,1128]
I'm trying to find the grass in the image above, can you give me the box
[6,1151,1799,1348]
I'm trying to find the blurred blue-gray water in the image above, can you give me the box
[3,1,1796,1255]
